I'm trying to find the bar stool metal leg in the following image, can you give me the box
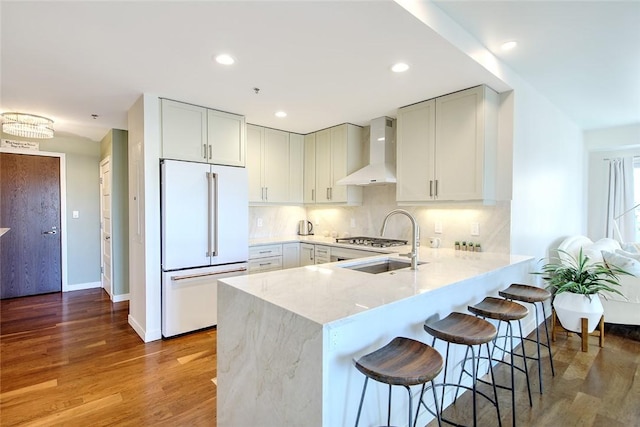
[354,337,443,427]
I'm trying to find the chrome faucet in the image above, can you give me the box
[380,209,420,269]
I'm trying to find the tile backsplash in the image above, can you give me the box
[249,185,510,253]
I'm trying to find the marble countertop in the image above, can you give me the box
[221,248,534,326]
[0,228,10,237]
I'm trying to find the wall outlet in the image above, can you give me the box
[72,210,79,219]
[471,222,480,236]
[434,221,443,234]
[257,218,263,227]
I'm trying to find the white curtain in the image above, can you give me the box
[605,157,635,242]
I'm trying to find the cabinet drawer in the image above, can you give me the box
[248,256,283,273]
[314,245,331,264]
[249,244,283,259]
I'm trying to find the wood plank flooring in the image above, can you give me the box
[1,288,639,426]
[0,289,216,426]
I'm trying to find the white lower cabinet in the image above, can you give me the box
[300,243,315,266]
[248,244,283,274]
[282,243,300,269]
[314,245,331,264]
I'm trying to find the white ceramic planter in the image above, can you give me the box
[553,292,604,333]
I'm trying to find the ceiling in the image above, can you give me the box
[1,1,638,142]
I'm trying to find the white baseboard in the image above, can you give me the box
[128,314,162,343]
[112,293,130,302]
[65,281,101,292]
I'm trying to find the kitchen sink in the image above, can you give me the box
[341,258,425,274]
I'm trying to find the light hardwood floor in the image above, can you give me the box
[1,288,639,426]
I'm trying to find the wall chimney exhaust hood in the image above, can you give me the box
[336,116,396,186]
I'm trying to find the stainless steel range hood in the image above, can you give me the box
[336,116,396,186]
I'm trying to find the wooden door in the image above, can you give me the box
[100,157,113,298]
[0,152,62,298]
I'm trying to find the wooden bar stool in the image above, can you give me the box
[423,312,501,427]
[468,297,533,427]
[499,283,555,393]
[354,336,443,427]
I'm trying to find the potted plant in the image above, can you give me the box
[536,248,629,333]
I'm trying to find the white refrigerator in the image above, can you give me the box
[161,159,248,337]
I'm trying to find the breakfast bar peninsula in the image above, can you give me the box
[217,248,534,426]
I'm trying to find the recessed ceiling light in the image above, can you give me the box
[215,54,235,65]
[391,62,410,73]
[500,41,517,51]
[275,111,287,118]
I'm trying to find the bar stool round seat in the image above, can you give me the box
[468,297,533,426]
[423,312,501,427]
[354,337,443,427]
[499,283,555,393]
[424,311,497,346]
[499,283,551,304]
[468,297,529,321]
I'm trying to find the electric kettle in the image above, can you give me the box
[298,220,314,236]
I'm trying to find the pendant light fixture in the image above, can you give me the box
[1,112,54,139]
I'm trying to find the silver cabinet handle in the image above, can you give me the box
[326,188,330,200]
[43,230,57,235]
[208,144,212,160]
[265,187,268,201]
[435,179,438,197]
[311,189,315,201]
[429,180,433,197]
[203,144,208,160]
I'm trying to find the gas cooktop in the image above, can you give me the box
[335,236,408,248]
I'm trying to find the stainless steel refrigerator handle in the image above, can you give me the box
[171,267,247,281]
[207,171,212,257]
[210,172,218,257]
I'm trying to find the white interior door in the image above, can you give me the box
[100,157,113,298]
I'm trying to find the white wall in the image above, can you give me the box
[586,123,640,240]
[127,94,162,342]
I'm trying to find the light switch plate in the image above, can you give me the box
[471,222,480,236]
[434,221,443,234]
[72,210,79,219]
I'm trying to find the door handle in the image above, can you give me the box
[43,230,57,235]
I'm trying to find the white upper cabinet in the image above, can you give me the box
[161,99,208,163]
[207,109,245,167]
[396,85,498,203]
[247,124,304,205]
[396,99,435,202]
[312,123,363,205]
[161,98,245,167]
[303,133,316,203]
[289,133,304,204]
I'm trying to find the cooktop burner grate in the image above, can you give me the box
[335,236,408,248]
